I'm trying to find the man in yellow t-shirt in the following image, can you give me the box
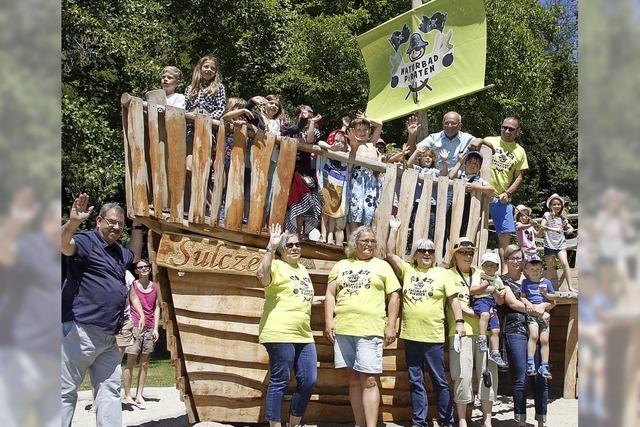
[472,117,528,269]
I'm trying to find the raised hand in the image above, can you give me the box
[389,215,401,230]
[439,148,449,160]
[268,223,284,249]
[69,193,94,224]
[342,115,351,128]
[310,113,322,123]
[406,115,421,135]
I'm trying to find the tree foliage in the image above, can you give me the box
[62,0,577,215]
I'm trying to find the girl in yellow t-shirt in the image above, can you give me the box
[256,224,317,427]
[386,216,464,427]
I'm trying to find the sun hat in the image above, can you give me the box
[452,237,476,255]
[480,252,500,266]
[514,204,532,221]
[546,193,565,209]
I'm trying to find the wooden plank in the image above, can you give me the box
[374,164,398,258]
[121,102,134,217]
[127,97,150,216]
[208,123,227,226]
[225,124,248,231]
[145,89,167,105]
[184,393,198,424]
[443,178,466,265]
[465,191,482,240]
[268,136,298,228]
[157,233,264,276]
[412,175,434,248]
[396,168,418,260]
[188,113,212,224]
[147,103,168,217]
[164,105,187,222]
[247,131,276,233]
[433,176,450,265]
[563,302,578,398]
[179,330,269,365]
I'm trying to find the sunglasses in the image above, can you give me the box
[457,251,475,257]
[285,242,301,248]
[136,265,151,270]
[416,249,435,254]
[501,125,518,132]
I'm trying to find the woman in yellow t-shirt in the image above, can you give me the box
[447,238,505,427]
[257,224,317,427]
[324,226,401,427]
[386,216,464,427]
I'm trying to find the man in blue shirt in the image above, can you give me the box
[407,111,479,170]
[61,193,138,427]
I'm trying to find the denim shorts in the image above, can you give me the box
[526,315,550,333]
[334,334,383,374]
[489,199,515,233]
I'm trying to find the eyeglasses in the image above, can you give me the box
[285,242,301,248]
[416,249,435,254]
[100,217,124,228]
[443,121,460,126]
[136,265,151,270]
[357,239,377,245]
[501,125,518,132]
[457,251,475,257]
[508,257,523,262]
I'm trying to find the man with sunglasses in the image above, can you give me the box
[471,117,529,271]
[61,193,141,426]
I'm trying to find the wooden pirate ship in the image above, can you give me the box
[120,93,577,424]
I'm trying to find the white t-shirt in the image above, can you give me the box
[124,270,135,320]
[166,92,186,109]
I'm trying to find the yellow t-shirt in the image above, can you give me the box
[399,262,458,343]
[328,258,401,337]
[259,259,314,343]
[484,136,529,195]
[446,267,481,337]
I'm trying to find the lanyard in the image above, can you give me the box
[455,266,472,289]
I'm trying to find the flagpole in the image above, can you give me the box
[411,0,429,142]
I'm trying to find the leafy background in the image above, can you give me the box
[62,0,578,217]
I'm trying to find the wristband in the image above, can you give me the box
[455,319,465,324]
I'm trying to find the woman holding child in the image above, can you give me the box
[500,244,553,427]
[447,238,500,427]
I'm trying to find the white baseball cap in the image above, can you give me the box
[480,252,501,266]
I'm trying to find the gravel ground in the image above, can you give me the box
[72,387,577,427]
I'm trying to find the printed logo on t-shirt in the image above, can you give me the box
[404,275,435,303]
[492,147,517,173]
[290,274,314,302]
[339,269,372,297]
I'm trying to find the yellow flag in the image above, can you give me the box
[357,0,487,122]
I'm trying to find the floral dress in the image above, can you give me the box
[348,167,380,226]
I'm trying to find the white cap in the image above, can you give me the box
[480,252,500,266]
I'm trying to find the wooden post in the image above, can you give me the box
[411,0,429,143]
[563,302,578,398]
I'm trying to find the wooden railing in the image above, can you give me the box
[121,93,493,265]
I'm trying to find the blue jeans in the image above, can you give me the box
[405,340,453,426]
[61,321,122,427]
[505,332,548,423]
[264,343,317,422]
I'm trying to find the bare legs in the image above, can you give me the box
[347,369,379,427]
[123,352,151,407]
[497,233,511,273]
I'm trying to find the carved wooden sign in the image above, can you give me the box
[156,233,264,276]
